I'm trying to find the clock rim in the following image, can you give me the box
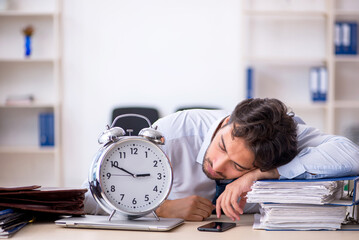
[89,136,173,218]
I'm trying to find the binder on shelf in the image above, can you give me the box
[39,113,54,147]
[335,21,357,55]
[309,67,320,102]
[309,67,327,102]
[350,22,358,55]
[335,22,342,54]
[246,67,253,99]
[319,67,328,102]
[342,23,351,53]
[248,176,359,231]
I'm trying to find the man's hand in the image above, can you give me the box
[216,168,280,221]
[155,195,215,221]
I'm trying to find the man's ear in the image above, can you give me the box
[221,116,230,127]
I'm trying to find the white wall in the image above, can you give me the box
[62,0,244,187]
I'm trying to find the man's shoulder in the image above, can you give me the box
[155,109,228,127]
[174,108,228,121]
[154,109,229,139]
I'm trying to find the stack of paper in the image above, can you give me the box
[246,178,357,231]
[253,203,347,231]
[247,180,344,204]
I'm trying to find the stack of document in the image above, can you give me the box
[246,177,359,231]
[247,180,344,204]
[0,209,34,238]
[0,185,87,215]
[253,203,347,231]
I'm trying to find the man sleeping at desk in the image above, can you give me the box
[83,98,359,222]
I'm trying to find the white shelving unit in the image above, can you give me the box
[0,0,62,187]
[333,0,359,143]
[242,0,359,144]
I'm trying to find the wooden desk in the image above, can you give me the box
[13,215,358,240]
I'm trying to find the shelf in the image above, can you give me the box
[335,56,359,63]
[335,10,359,16]
[244,57,328,66]
[0,11,57,17]
[243,10,328,17]
[334,101,359,109]
[0,58,57,63]
[0,146,56,154]
[288,103,328,110]
[0,103,56,109]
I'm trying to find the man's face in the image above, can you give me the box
[202,117,256,180]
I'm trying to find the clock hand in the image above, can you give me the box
[113,165,136,177]
[134,173,151,177]
[113,165,150,178]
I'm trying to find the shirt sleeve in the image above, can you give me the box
[277,124,359,179]
[82,180,108,215]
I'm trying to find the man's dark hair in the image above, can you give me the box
[228,98,298,171]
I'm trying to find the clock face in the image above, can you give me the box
[98,138,172,215]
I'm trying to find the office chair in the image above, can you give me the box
[111,107,160,136]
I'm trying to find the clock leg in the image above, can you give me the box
[108,209,117,221]
[152,210,160,221]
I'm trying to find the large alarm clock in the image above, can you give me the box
[89,114,173,220]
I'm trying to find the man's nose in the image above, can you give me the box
[212,155,227,172]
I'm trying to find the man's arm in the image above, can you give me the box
[155,195,215,221]
[215,168,279,221]
[82,181,108,215]
[278,124,359,179]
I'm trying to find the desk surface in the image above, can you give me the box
[13,214,358,240]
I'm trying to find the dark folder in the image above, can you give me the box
[0,185,87,215]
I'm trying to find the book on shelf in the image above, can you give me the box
[246,67,253,99]
[39,113,54,147]
[309,66,327,102]
[247,176,359,231]
[4,94,34,106]
[335,21,357,55]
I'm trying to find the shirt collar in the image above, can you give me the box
[196,116,227,165]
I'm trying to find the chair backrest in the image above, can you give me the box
[111,107,160,136]
[175,106,220,112]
